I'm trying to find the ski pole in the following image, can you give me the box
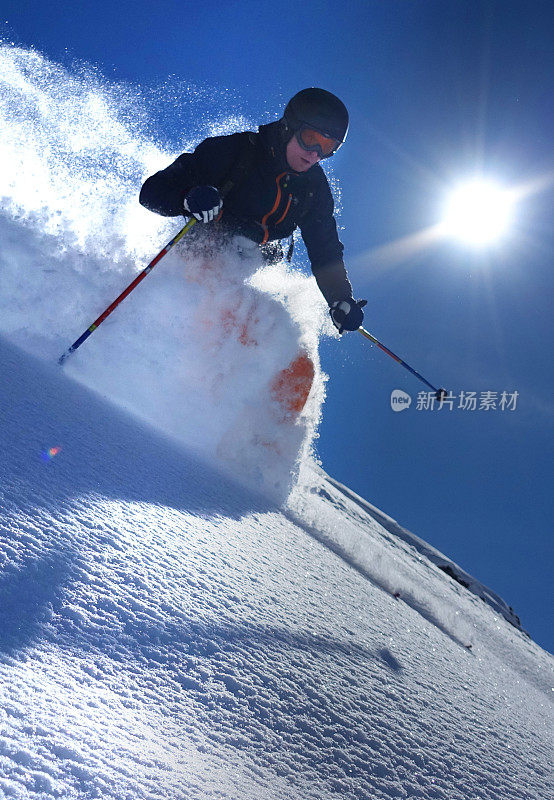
[358,326,447,401]
[58,218,196,365]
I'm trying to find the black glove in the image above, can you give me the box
[329,298,367,334]
[184,185,223,223]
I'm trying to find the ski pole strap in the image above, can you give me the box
[286,234,294,262]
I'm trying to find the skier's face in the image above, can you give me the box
[285,135,321,172]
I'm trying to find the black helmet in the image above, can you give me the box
[283,88,349,144]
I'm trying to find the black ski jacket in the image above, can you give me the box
[139,121,353,305]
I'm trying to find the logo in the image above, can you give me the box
[390,389,412,412]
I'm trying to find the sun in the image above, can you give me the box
[441,180,515,245]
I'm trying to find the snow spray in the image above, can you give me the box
[0,44,329,500]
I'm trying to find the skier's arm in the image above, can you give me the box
[139,153,198,216]
[139,135,244,217]
[298,178,354,306]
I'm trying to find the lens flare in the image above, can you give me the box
[41,446,62,461]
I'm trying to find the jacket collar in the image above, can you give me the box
[257,121,297,175]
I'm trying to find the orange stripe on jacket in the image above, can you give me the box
[260,172,287,244]
[275,194,292,226]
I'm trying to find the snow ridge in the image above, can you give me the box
[320,471,527,634]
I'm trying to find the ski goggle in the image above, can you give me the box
[295,126,342,158]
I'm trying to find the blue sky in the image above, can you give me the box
[2,0,553,651]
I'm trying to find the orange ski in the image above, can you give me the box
[270,352,315,418]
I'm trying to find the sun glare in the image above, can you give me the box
[442,180,514,245]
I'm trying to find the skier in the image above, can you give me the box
[139,88,366,336]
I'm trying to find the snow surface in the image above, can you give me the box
[1,335,553,800]
[1,44,553,800]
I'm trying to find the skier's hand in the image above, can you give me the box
[329,298,367,334]
[184,185,223,223]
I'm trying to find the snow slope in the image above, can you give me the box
[1,336,552,800]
